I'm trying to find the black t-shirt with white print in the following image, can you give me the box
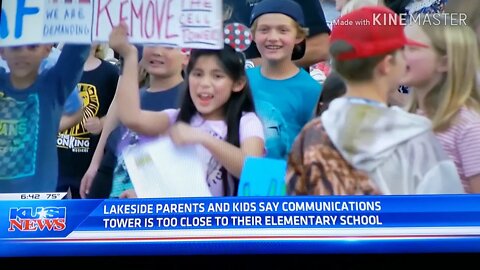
[57,60,119,179]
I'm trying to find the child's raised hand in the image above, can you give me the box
[108,22,135,57]
[168,122,207,146]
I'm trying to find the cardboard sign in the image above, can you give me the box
[1,0,223,49]
[238,157,287,197]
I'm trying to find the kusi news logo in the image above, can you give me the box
[8,207,66,232]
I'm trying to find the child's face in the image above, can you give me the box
[141,46,187,78]
[400,24,444,88]
[188,55,243,120]
[0,45,50,79]
[253,14,303,63]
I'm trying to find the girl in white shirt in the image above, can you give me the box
[109,23,265,197]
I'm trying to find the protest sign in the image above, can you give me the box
[1,0,223,49]
[238,157,287,196]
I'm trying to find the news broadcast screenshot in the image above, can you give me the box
[1,0,480,261]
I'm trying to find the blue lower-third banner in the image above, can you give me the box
[2,194,480,256]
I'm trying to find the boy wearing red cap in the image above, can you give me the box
[286,6,463,195]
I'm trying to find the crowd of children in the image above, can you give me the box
[1,0,479,197]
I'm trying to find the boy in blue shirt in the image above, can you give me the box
[247,0,322,159]
[0,44,90,193]
[0,46,84,132]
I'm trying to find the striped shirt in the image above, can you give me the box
[436,107,480,193]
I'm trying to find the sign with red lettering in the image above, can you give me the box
[1,0,223,49]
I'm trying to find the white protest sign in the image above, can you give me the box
[93,0,223,48]
[1,0,223,49]
[1,0,46,46]
[123,136,212,198]
[43,0,93,44]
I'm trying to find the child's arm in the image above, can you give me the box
[79,95,121,198]
[169,114,265,178]
[84,63,120,135]
[59,107,83,132]
[59,87,84,132]
[109,23,170,136]
[46,44,90,105]
[200,134,264,178]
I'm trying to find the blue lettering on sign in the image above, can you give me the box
[46,9,58,20]
[0,9,8,38]
[15,0,41,38]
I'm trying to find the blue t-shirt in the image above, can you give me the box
[1,48,82,115]
[0,45,90,192]
[62,88,82,115]
[247,66,321,159]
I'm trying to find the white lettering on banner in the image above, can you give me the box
[339,215,383,225]
[232,202,257,212]
[155,202,206,213]
[98,200,385,230]
[180,216,212,227]
[1,0,223,49]
[103,218,143,228]
[207,202,230,212]
[103,204,154,215]
[230,216,262,226]
[264,215,339,226]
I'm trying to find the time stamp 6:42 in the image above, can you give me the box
[19,193,66,200]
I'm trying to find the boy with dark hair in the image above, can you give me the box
[286,6,463,195]
[316,71,346,116]
[1,47,84,132]
[0,44,90,193]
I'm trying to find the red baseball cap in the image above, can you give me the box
[330,6,428,60]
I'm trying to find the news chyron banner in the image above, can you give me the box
[2,195,480,256]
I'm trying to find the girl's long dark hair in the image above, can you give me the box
[176,46,256,196]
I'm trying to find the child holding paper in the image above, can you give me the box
[109,22,265,197]
[0,43,90,193]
